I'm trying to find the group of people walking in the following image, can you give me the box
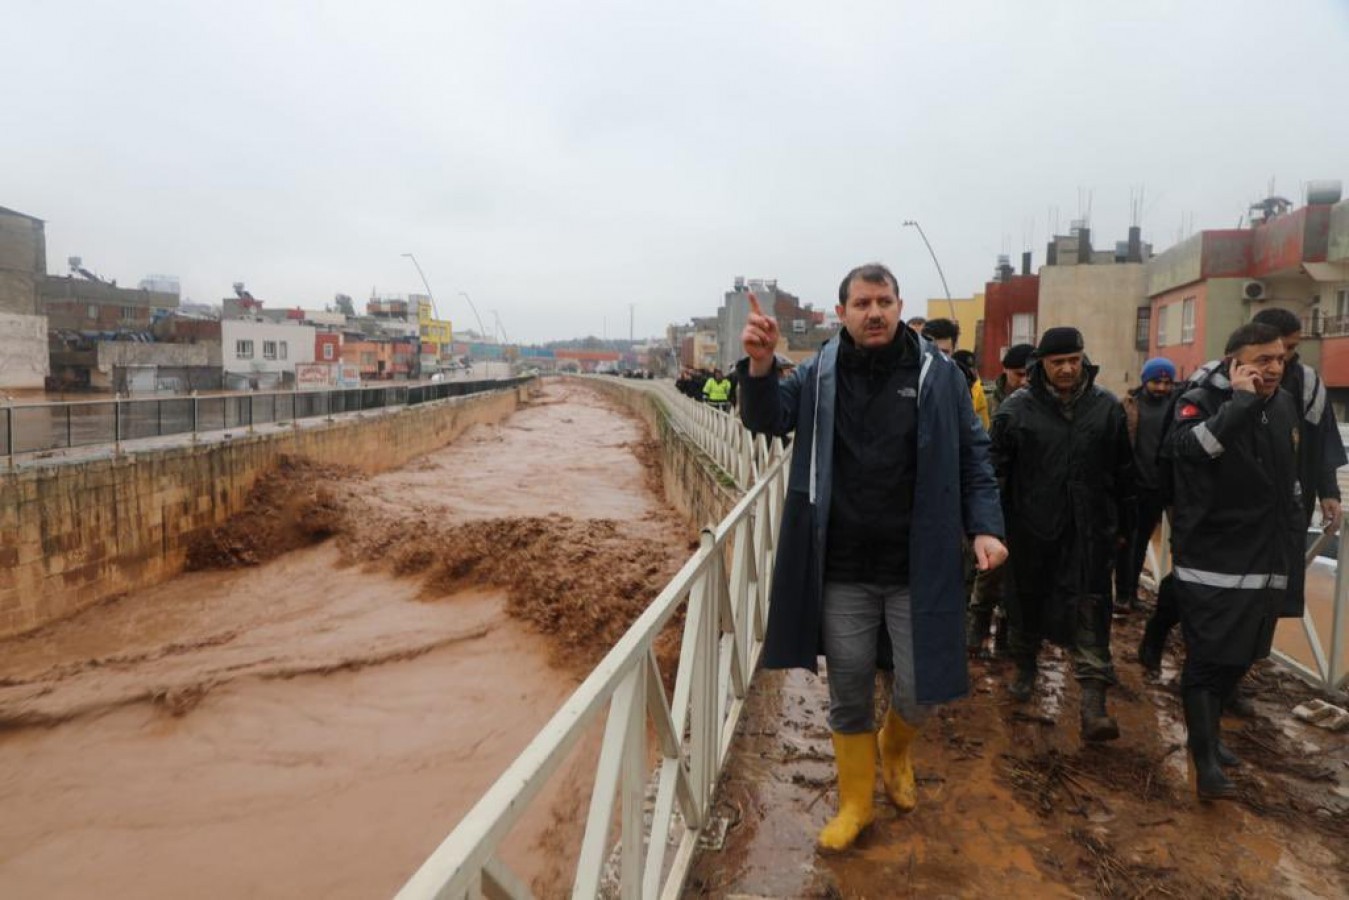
[736,262,1342,850]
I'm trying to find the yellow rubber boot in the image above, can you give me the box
[818,731,876,851]
[877,708,919,812]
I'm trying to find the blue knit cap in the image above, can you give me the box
[1140,357,1176,383]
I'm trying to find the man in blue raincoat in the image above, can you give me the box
[737,262,1006,851]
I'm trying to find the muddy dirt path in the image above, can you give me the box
[0,380,690,899]
[689,607,1348,898]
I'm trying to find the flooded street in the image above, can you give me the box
[0,380,689,898]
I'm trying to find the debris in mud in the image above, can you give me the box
[185,456,353,569]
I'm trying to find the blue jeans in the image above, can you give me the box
[821,581,931,733]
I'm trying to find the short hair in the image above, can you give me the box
[1250,307,1302,337]
[907,316,927,329]
[1225,322,1283,355]
[838,263,899,305]
[922,317,961,344]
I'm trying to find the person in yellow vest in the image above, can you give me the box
[702,368,733,411]
[921,319,989,430]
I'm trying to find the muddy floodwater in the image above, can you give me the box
[0,380,689,898]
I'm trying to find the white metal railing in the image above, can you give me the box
[397,386,790,899]
[1146,513,1347,693]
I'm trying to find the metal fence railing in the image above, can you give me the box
[397,379,791,899]
[2,378,531,464]
[583,376,776,490]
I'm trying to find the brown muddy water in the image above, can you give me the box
[0,380,690,899]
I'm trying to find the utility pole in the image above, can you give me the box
[400,253,441,320]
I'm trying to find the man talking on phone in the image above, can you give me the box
[1160,321,1304,800]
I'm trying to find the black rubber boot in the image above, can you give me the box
[1183,689,1236,799]
[966,609,992,657]
[1137,616,1166,676]
[1215,738,1240,768]
[1079,681,1121,742]
[1223,686,1257,719]
[1008,663,1036,702]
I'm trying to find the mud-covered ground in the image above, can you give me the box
[687,604,1349,898]
[0,380,690,899]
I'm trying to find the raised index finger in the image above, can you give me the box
[747,291,764,318]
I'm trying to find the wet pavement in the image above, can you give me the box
[686,610,1349,898]
[0,380,688,898]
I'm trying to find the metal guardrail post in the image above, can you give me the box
[1332,524,1348,691]
[248,394,255,434]
[114,397,122,454]
[66,405,73,450]
[191,392,199,443]
[4,402,12,470]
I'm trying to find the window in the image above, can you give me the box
[1337,289,1349,320]
[1135,307,1151,351]
[236,339,254,359]
[1011,313,1036,347]
[279,341,288,360]
[263,340,277,360]
[87,305,98,320]
[121,306,135,320]
[1157,306,1169,347]
[322,343,335,360]
[1181,297,1196,344]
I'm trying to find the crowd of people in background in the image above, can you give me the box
[728,261,1340,852]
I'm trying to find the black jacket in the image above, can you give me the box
[989,358,1136,546]
[1282,358,1346,522]
[1163,362,1305,633]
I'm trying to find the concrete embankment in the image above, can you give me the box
[0,383,531,638]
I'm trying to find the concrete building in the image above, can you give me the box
[979,255,1040,378]
[0,206,50,387]
[221,319,316,390]
[42,275,179,332]
[1034,226,1153,397]
[717,277,794,371]
[1146,186,1347,398]
[928,292,985,363]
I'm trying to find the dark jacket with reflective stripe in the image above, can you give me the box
[1282,358,1346,521]
[1163,363,1304,618]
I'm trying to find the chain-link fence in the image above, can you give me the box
[2,377,530,461]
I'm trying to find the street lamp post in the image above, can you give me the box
[400,253,441,320]
[457,291,489,341]
[901,220,958,321]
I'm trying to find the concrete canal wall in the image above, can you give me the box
[0,385,531,638]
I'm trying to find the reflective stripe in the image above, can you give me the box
[1301,364,1326,426]
[1192,422,1224,458]
[1174,567,1289,590]
[809,360,821,505]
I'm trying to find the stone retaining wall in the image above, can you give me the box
[0,384,531,637]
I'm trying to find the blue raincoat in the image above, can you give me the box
[738,329,1004,704]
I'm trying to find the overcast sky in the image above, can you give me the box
[4,0,1348,343]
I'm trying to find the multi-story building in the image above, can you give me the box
[1147,184,1349,409]
[0,205,49,387]
[221,319,317,390]
[979,254,1040,378]
[976,226,1152,397]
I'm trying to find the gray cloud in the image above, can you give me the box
[4,0,1347,341]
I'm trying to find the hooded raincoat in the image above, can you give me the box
[737,328,1003,705]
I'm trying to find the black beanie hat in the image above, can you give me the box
[1036,326,1084,357]
[1001,343,1034,369]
